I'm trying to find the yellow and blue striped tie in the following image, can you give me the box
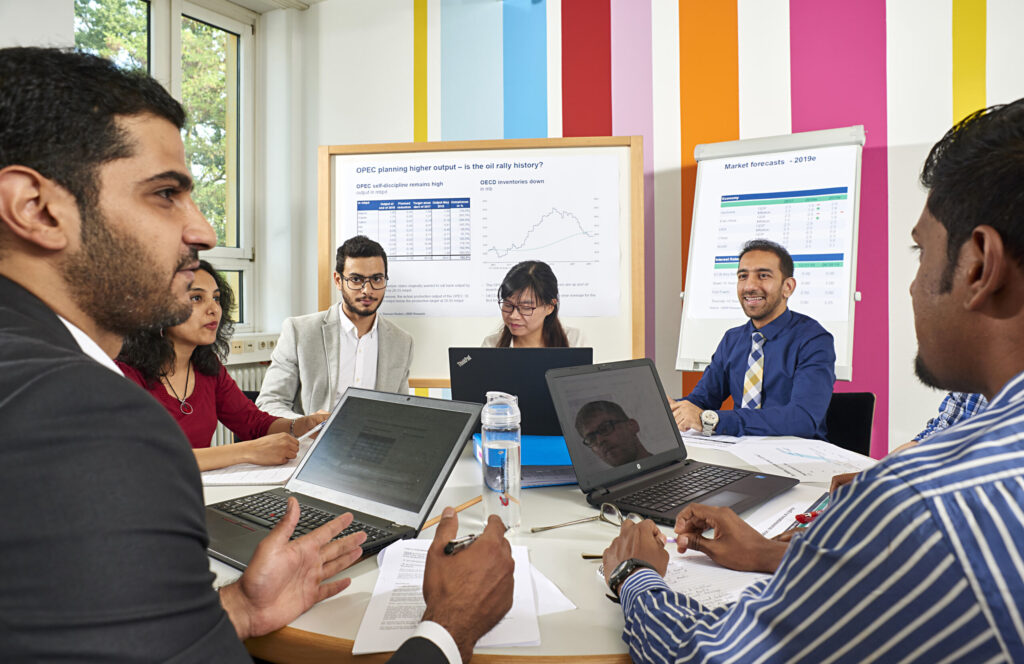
[741,331,766,409]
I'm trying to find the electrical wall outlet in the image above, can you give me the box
[230,340,243,354]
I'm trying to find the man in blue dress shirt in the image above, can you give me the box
[671,239,836,439]
[603,100,1024,662]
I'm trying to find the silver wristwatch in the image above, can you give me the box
[700,409,719,436]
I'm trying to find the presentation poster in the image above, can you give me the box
[333,147,623,317]
[686,144,859,323]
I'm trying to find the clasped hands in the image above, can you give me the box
[602,503,798,590]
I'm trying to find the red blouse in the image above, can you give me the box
[118,362,278,449]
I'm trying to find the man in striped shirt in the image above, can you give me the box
[602,100,1024,662]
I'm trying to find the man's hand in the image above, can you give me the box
[422,509,514,663]
[293,410,330,438]
[240,433,300,465]
[602,519,670,587]
[675,503,787,573]
[670,399,703,431]
[829,472,858,493]
[219,497,366,640]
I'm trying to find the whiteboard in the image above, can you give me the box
[676,126,864,381]
[318,137,645,382]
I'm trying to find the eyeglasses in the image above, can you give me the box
[531,502,643,534]
[342,274,388,290]
[581,419,627,447]
[499,299,537,317]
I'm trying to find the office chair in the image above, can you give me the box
[242,390,260,404]
[825,392,876,457]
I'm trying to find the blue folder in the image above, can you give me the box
[472,434,577,488]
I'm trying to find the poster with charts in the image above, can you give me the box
[677,127,864,380]
[333,148,621,317]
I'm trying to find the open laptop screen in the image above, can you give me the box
[548,360,687,491]
[294,395,475,513]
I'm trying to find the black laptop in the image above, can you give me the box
[205,388,481,570]
[545,359,798,525]
[449,347,593,435]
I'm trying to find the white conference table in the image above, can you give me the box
[205,442,842,663]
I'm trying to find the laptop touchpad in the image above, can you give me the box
[700,490,747,508]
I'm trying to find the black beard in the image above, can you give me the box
[60,201,194,336]
[914,354,946,390]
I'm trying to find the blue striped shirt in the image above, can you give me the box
[619,371,1024,663]
[915,391,989,442]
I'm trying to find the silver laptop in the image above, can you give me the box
[205,388,481,569]
[546,359,798,525]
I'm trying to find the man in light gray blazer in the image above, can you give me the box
[257,236,413,418]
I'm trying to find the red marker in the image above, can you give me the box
[794,510,822,524]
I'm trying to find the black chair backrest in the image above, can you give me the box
[242,390,260,404]
[825,392,876,457]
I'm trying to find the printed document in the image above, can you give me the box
[353,539,540,654]
[726,437,875,483]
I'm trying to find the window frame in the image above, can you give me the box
[152,0,257,332]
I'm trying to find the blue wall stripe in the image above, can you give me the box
[441,0,504,140]
[502,0,548,138]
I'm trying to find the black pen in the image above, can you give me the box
[444,533,478,555]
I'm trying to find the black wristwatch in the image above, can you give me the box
[607,558,657,601]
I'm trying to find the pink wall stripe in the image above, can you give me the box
[790,0,890,457]
[610,0,655,356]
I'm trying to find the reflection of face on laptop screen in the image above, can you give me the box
[561,365,681,474]
[295,397,472,513]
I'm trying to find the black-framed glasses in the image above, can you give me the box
[581,419,627,447]
[342,273,388,290]
[531,502,643,533]
[499,299,537,317]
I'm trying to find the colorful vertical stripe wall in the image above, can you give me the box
[314,0,1024,455]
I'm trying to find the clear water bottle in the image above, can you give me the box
[481,391,521,532]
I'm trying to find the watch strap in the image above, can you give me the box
[608,558,657,600]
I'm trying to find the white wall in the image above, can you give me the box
[0,0,73,48]
[885,0,955,444]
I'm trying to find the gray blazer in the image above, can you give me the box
[256,306,414,418]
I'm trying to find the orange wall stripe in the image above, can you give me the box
[679,0,739,395]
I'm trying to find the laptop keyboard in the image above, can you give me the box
[215,493,391,543]
[620,465,750,513]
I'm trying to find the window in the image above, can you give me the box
[74,0,150,71]
[75,0,256,332]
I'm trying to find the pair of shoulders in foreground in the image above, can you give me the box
[623,372,1024,663]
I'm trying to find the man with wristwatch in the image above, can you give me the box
[670,239,835,440]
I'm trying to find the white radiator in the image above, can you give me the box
[212,362,269,447]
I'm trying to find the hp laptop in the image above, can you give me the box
[205,388,482,570]
[546,359,797,525]
[449,347,593,435]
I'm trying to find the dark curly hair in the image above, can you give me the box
[921,99,1024,292]
[0,47,184,238]
[495,260,569,348]
[336,234,388,276]
[116,260,236,386]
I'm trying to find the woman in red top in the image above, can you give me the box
[117,261,327,471]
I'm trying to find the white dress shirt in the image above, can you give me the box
[335,303,379,404]
[58,315,123,376]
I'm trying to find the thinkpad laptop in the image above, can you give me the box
[449,347,593,435]
[205,388,481,570]
[546,359,797,525]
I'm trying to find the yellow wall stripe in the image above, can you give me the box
[414,387,430,397]
[952,0,986,123]
[414,0,428,142]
